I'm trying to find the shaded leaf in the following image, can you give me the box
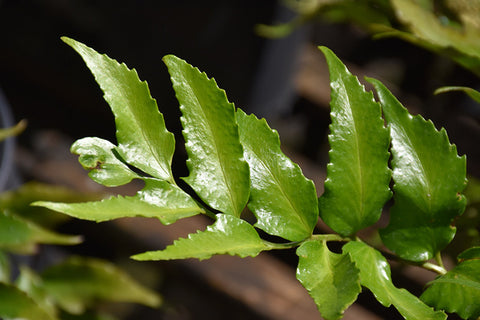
[33,179,203,225]
[434,86,480,104]
[132,214,267,261]
[368,77,467,262]
[41,256,161,315]
[296,240,360,320]
[0,250,10,283]
[62,37,175,183]
[71,137,139,187]
[0,182,102,228]
[0,119,27,142]
[318,46,391,236]
[343,241,446,320]
[236,109,318,241]
[421,259,480,319]
[16,267,57,318]
[0,211,81,254]
[0,282,55,320]
[164,55,250,217]
[458,246,480,261]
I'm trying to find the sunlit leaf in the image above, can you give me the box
[0,211,81,254]
[34,179,203,225]
[132,214,268,261]
[343,241,446,320]
[164,55,250,217]
[421,259,480,319]
[318,46,391,236]
[296,240,360,320]
[41,256,161,314]
[62,37,176,183]
[368,77,467,262]
[236,109,318,241]
[71,137,139,187]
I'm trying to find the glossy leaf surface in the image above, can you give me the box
[343,241,446,320]
[421,259,480,319]
[62,37,175,183]
[41,256,161,314]
[164,55,249,217]
[368,78,467,261]
[318,46,391,236]
[236,109,318,241]
[132,214,267,261]
[0,211,81,254]
[34,179,203,225]
[71,137,139,187]
[296,240,360,320]
[0,282,55,320]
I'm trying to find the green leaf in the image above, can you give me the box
[41,256,161,315]
[434,86,480,104]
[236,109,318,241]
[368,77,467,261]
[421,259,480,319]
[0,119,27,142]
[390,0,480,61]
[132,214,267,261]
[318,46,391,236]
[71,137,139,187]
[0,282,56,320]
[296,240,360,320]
[0,182,102,228]
[458,246,480,261]
[0,211,81,254]
[163,55,250,217]
[62,37,175,183]
[16,267,57,318]
[0,250,10,283]
[33,179,203,225]
[343,241,446,320]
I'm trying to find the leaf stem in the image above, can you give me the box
[421,262,447,275]
[435,251,445,269]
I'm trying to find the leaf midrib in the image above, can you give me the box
[246,142,311,233]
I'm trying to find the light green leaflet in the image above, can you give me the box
[434,86,480,104]
[34,179,203,225]
[390,0,480,60]
[0,211,81,254]
[40,256,161,314]
[164,55,250,217]
[132,214,267,261]
[236,109,318,241]
[296,240,360,320]
[343,241,446,320]
[0,283,54,320]
[368,77,467,262]
[421,258,480,319]
[62,37,176,183]
[318,46,391,236]
[71,137,139,187]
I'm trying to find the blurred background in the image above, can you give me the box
[1,1,479,319]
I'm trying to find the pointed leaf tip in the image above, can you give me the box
[63,37,176,183]
[367,77,467,261]
[164,55,250,217]
[318,47,391,236]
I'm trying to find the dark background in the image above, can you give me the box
[1,1,479,319]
